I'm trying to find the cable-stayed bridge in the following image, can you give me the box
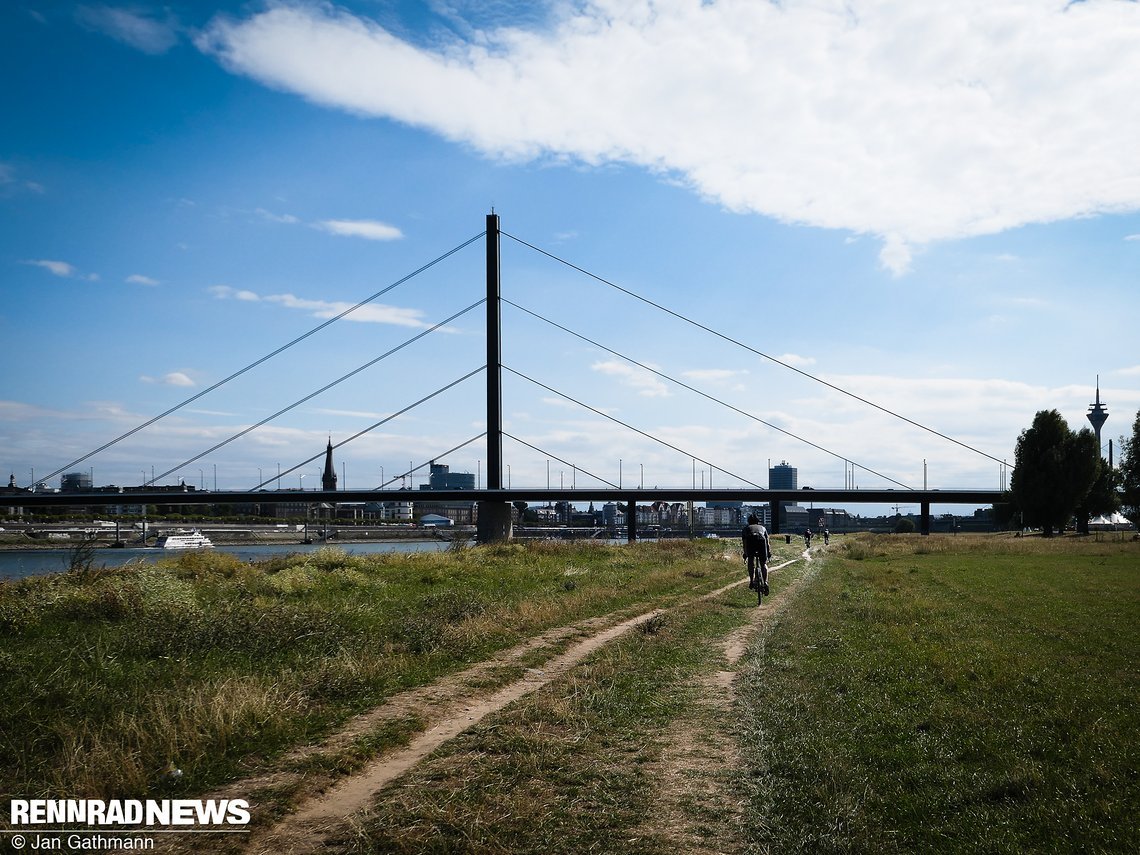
[20,214,1006,539]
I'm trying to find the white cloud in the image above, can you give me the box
[76,5,180,55]
[0,162,44,195]
[25,259,77,277]
[0,400,61,422]
[878,234,913,277]
[139,372,196,387]
[1126,234,1140,242]
[311,407,387,419]
[681,368,749,383]
[198,1,1140,272]
[315,219,404,241]
[126,274,159,286]
[592,359,670,397]
[264,293,426,326]
[775,353,816,369]
[210,284,430,328]
[990,295,1047,310]
[256,207,300,224]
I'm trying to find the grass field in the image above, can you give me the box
[737,534,1139,854]
[1,534,1136,854]
[0,539,747,800]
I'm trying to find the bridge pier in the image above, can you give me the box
[770,500,781,535]
[477,501,513,543]
[920,501,931,536]
[626,500,637,543]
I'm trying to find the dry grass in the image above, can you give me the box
[0,538,746,801]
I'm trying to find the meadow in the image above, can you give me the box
[737,534,1138,854]
[0,538,746,800]
[0,533,1136,854]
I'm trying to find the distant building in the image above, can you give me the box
[416,502,475,525]
[2,474,30,518]
[420,461,475,491]
[769,461,798,490]
[744,504,771,527]
[61,472,93,492]
[364,499,414,522]
[414,461,475,525]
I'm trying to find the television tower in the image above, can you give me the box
[1086,377,1109,458]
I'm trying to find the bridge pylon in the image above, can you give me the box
[478,211,514,543]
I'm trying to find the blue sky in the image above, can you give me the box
[3,0,1138,516]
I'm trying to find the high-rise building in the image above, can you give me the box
[769,461,797,490]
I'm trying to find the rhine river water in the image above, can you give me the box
[0,540,453,581]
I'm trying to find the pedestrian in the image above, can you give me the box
[804,528,812,548]
[823,528,830,546]
[742,513,771,596]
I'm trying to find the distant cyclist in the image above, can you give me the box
[742,513,771,597]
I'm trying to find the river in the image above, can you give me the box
[0,540,455,581]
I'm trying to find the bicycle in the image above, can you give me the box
[747,554,770,606]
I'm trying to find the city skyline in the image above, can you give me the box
[3,1,1138,518]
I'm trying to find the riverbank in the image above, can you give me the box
[2,534,1135,853]
[0,539,740,801]
[0,525,454,550]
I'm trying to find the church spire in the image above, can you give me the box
[322,438,338,491]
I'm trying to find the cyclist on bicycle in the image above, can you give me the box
[742,513,771,596]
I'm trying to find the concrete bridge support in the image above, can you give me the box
[626,500,637,543]
[771,501,782,535]
[921,501,931,536]
[477,502,513,544]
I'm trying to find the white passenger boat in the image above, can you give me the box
[154,530,214,550]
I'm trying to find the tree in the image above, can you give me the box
[1119,409,1140,526]
[1074,433,1118,534]
[893,516,916,534]
[1010,409,1099,536]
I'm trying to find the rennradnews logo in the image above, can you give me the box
[9,799,250,827]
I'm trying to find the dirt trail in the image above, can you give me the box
[180,549,822,854]
[633,552,819,853]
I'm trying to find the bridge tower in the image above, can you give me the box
[477,212,514,542]
[1086,377,1109,459]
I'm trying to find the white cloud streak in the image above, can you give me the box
[76,5,180,54]
[592,359,670,397]
[210,285,430,328]
[139,372,196,387]
[198,1,1140,275]
[681,368,749,383]
[256,207,300,224]
[25,259,77,277]
[315,219,404,241]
